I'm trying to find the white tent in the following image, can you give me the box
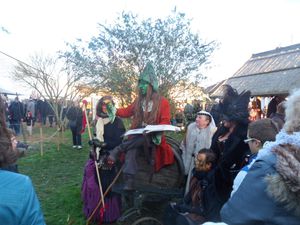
[0,87,19,95]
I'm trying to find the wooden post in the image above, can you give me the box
[39,123,43,156]
[57,125,61,151]
[20,121,27,144]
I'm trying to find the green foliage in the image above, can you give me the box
[61,10,216,103]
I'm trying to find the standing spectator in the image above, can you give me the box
[46,101,55,127]
[26,97,36,126]
[8,97,24,136]
[66,101,84,149]
[230,118,279,196]
[0,96,46,225]
[270,101,286,130]
[184,103,195,127]
[24,111,33,136]
[36,98,48,125]
[202,85,251,221]
[2,93,10,124]
[181,111,216,194]
[266,95,284,118]
[221,89,300,225]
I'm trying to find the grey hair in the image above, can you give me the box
[283,89,300,133]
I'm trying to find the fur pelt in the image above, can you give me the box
[283,88,300,133]
[265,143,300,217]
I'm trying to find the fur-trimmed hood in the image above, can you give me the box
[263,131,300,217]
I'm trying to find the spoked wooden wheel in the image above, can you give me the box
[132,216,163,225]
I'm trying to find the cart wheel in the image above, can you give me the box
[117,207,151,225]
[132,216,163,225]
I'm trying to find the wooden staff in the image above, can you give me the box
[82,102,105,213]
[83,103,92,140]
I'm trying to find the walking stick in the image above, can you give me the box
[82,102,106,214]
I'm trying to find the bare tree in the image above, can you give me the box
[12,53,88,129]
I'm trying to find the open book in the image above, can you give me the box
[123,124,180,137]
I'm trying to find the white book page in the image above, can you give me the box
[123,124,180,136]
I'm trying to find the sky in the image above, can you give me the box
[1,0,300,97]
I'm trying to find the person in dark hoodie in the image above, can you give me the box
[221,89,300,225]
[66,101,84,149]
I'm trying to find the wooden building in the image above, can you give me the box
[210,43,300,97]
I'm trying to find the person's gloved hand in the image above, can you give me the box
[152,132,162,145]
[106,102,116,123]
[88,138,106,148]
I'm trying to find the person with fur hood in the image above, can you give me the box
[221,89,300,224]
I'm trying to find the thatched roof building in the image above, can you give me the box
[211,43,300,97]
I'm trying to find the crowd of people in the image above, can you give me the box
[1,63,300,225]
[80,64,300,225]
[3,95,57,136]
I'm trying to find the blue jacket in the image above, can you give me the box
[0,170,46,225]
[221,146,300,224]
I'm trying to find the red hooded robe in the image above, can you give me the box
[117,96,174,171]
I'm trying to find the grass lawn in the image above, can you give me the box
[18,125,88,225]
[17,123,184,225]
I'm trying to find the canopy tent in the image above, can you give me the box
[0,87,21,96]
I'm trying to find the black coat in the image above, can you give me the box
[103,117,125,150]
[66,106,83,133]
[203,124,250,221]
[8,101,24,121]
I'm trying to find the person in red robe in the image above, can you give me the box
[107,62,174,190]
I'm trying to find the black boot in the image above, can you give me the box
[123,173,135,191]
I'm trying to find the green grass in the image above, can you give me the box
[17,124,185,225]
[18,127,89,225]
